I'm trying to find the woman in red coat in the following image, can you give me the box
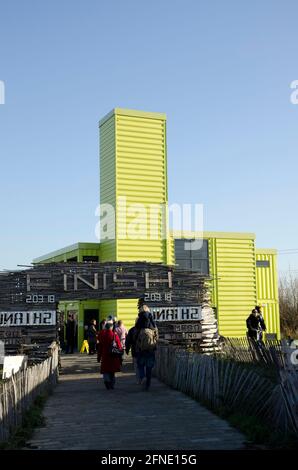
[97,322,122,389]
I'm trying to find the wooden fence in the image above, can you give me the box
[155,341,298,439]
[218,337,287,370]
[0,342,59,443]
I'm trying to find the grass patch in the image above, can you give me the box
[192,396,298,449]
[227,412,298,449]
[214,405,298,449]
[0,393,47,450]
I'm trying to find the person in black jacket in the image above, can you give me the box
[65,313,77,354]
[87,319,97,355]
[246,309,265,341]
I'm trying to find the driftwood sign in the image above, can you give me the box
[0,261,208,310]
[0,262,210,355]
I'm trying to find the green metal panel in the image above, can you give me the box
[256,250,280,339]
[208,237,218,309]
[59,300,102,348]
[99,112,117,262]
[33,243,100,264]
[214,237,257,337]
[99,299,137,330]
[171,231,257,337]
[116,110,169,263]
[98,300,117,322]
[99,108,170,264]
[116,299,139,329]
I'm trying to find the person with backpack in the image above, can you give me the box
[97,322,123,389]
[135,303,158,390]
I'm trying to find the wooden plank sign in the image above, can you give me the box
[151,306,202,322]
[0,310,56,327]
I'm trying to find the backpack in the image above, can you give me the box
[136,328,158,352]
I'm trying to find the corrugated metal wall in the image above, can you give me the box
[115,110,169,263]
[170,232,260,337]
[99,108,170,265]
[98,300,138,330]
[99,300,117,322]
[213,236,257,337]
[256,250,280,338]
[36,247,100,263]
[99,113,117,262]
[116,299,139,329]
[78,249,99,261]
[99,109,171,325]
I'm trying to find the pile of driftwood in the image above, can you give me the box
[0,325,59,364]
[155,290,220,352]
[0,261,209,307]
[198,290,219,353]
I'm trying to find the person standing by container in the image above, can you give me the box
[97,322,123,389]
[246,309,263,342]
[87,319,97,355]
[65,313,77,354]
[255,305,267,340]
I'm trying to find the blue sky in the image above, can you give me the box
[0,0,297,273]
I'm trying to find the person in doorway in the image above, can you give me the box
[65,313,77,354]
[97,322,123,389]
[135,303,158,390]
[115,320,128,350]
[87,319,97,355]
[125,318,139,382]
[246,309,264,341]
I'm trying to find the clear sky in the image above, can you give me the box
[0,0,297,273]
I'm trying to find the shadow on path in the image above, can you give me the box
[26,353,246,450]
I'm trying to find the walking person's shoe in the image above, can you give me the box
[104,381,111,390]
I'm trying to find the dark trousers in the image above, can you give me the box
[137,351,155,388]
[137,363,153,387]
[88,340,97,355]
[103,372,115,389]
[65,339,75,354]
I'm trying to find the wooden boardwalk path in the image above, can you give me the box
[26,354,246,450]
